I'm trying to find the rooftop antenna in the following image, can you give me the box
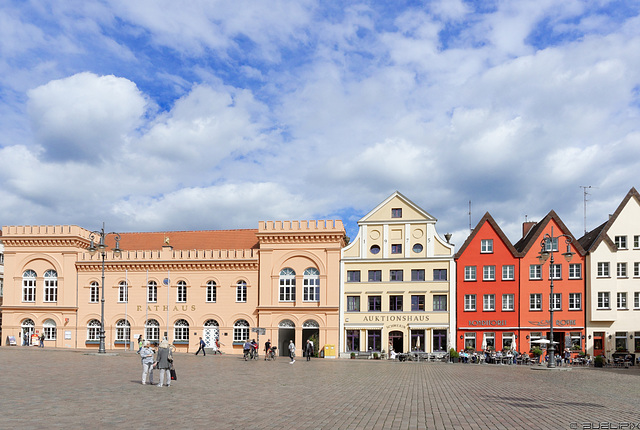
[468,200,472,233]
[580,185,594,234]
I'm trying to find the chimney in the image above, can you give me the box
[522,222,536,238]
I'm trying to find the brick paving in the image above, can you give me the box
[1,347,639,429]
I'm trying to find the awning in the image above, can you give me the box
[344,325,384,330]
[408,325,449,330]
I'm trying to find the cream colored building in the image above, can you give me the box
[1,220,345,355]
[580,187,640,360]
[339,192,455,357]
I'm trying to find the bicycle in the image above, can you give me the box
[243,348,251,361]
[266,346,277,361]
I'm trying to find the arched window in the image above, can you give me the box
[22,270,36,302]
[87,319,101,341]
[279,268,296,302]
[206,280,217,302]
[303,267,320,302]
[177,281,187,303]
[118,281,128,303]
[204,319,219,327]
[278,319,295,328]
[303,319,320,328]
[174,319,189,341]
[89,281,99,303]
[44,270,58,302]
[116,319,130,342]
[236,280,247,303]
[147,281,157,303]
[43,319,57,340]
[145,319,159,342]
[21,318,35,345]
[233,319,249,342]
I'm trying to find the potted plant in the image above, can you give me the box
[449,348,459,363]
[594,355,604,368]
[531,347,543,357]
[350,352,356,359]
[373,352,379,360]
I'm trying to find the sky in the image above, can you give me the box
[1,0,640,248]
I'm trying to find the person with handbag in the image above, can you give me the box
[154,339,173,387]
[140,341,155,385]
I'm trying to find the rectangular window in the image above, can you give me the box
[367,329,381,352]
[635,292,640,309]
[502,265,515,280]
[530,265,542,280]
[347,296,360,312]
[346,330,360,352]
[89,283,99,303]
[634,235,640,249]
[391,244,402,254]
[615,332,627,351]
[391,208,402,218]
[368,296,381,312]
[617,262,627,278]
[464,266,476,281]
[530,294,542,311]
[483,294,495,311]
[483,266,495,281]
[346,270,361,282]
[543,237,559,252]
[502,294,514,311]
[569,293,582,310]
[597,292,610,309]
[433,295,447,311]
[411,269,425,281]
[597,262,610,277]
[569,264,582,279]
[634,262,640,277]
[147,282,158,303]
[570,332,582,349]
[368,270,382,282]
[177,283,187,303]
[44,278,58,303]
[615,236,627,249]
[206,284,216,303]
[464,333,476,351]
[549,264,562,280]
[617,292,627,309]
[389,295,403,311]
[481,239,493,253]
[390,270,403,282]
[411,295,425,311]
[118,283,128,303]
[464,294,476,311]
[433,269,447,281]
[236,283,247,303]
[551,293,561,311]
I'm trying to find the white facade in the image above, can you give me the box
[583,188,640,359]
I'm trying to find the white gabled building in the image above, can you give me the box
[339,191,455,358]
[579,187,640,361]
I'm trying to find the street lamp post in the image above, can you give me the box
[88,223,122,354]
[537,226,574,368]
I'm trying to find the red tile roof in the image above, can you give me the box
[106,229,259,251]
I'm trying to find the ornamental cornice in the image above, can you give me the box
[256,306,339,312]
[1,238,87,248]
[257,233,345,244]
[76,261,259,272]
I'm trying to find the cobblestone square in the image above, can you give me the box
[1,347,639,429]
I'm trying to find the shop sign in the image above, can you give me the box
[363,315,430,322]
[387,324,407,329]
[468,320,507,327]
[529,320,577,327]
[137,305,197,312]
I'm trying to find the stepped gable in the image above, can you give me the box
[105,229,259,251]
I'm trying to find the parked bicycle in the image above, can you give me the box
[266,346,277,361]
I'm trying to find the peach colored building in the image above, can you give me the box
[1,221,345,355]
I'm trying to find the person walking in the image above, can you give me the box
[288,339,296,364]
[39,333,45,348]
[154,339,173,387]
[305,339,313,361]
[195,337,206,356]
[264,339,271,361]
[137,336,145,354]
[140,341,155,385]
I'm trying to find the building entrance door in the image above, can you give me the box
[389,331,403,354]
[593,332,604,357]
[433,330,447,352]
[21,319,35,346]
[203,325,219,349]
[279,328,295,357]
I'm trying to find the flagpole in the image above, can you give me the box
[125,269,128,351]
[166,270,170,340]
[145,269,149,342]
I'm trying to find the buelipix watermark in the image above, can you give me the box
[570,422,640,429]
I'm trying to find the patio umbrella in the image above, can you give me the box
[416,336,421,352]
[531,339,551,344]
[481,335,487,351]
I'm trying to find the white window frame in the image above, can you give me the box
[174,319,189,342]
[617,292,627,309]
[147,280,157,303]
[617,262,627,278]
[569,264,582,279]
[464,266,476,281]
[480,239,493,253]
[464,294,476,311]
[87,319,101,341]
[569,293,582,310]
[530,293,542,311]
[551,293,561,311]
[118,281,128,303]
[634,292,640,309]
[549,264,562,280]
[597,292,610,309]
[116,319,130,342]
[177,280,187,303]
[634,262,640,278]
[89,281,99,303]
[22,270,36,302]
[502,294,514,311]
[279,268,296,302]
[502,265,515,280]
[44,270,58,303]
[206,280,217,303]
[236,281,247,303]
[303,268,320,302]
[597,262,610,277]
[483,294,495,311]
[43,319,57,340]
[145,319,160,342]
[530,265,542,280]
[615,235,627,249]
[233,319,250,342]
[483,265,495,281]
[634,235,640,249]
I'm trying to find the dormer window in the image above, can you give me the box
[391,208,402,218]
